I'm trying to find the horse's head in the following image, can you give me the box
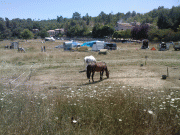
[106,69,110,78]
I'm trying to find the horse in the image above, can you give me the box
[84,55,96,70]
[87,62,109,82]
[18,47,26,53]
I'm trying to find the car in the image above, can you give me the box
[173,42,180,51]
[104,43,117,50]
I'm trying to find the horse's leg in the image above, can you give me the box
[89,71,91,83]
[92,71,95,82]
[101,70,104,80]
[100,71,102,80]
[106,68,109,78]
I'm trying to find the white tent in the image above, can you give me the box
[63,41,73,50]
[92,41,105,51]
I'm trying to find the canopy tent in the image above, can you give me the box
[81,41,97,47]
[63,41,81,50]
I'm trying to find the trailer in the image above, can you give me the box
[104,43,117,50]
[141,39,149,49]
[92,41,105,51]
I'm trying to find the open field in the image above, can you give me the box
[0,39,180,134]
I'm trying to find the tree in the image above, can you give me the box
[72,12,81,20]
[12,27,23,38]
[157,12,171,29]
[21,29,33,40]
[38,29,49,38]
[5,17,10,28]
[57,16,63,23]
[131,24,149,40]
[132,11,136,17]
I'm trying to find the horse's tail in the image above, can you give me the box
[86,65,91,79]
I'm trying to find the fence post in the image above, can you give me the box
[9,82,11,90]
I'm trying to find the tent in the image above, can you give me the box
[81,41,97,47]
[63,41,81,50]
[92,41,105,51]
[151,47,156,50]
[10,42,19,49]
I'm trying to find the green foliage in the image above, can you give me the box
[112,29,131,39]
[1,5,180,40]
[37,29,49,38]
[72,12,81,20]
[92,24,114,38]
[21,29,34,40]
[148,28,180,42]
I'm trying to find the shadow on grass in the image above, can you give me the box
[79,78,109,86]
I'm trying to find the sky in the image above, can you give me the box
[0,0,179,20]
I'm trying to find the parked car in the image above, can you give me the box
[104,43,117,50]
[173,42,180,51]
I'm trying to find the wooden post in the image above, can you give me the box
[9,82,11,90]
[167,67,169,77]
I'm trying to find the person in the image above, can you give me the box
[41,46,43,52]
[44,46,46,52]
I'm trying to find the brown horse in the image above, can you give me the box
[87,62,109,82]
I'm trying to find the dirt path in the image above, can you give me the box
[27,64,179,91]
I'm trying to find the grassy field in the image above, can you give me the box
[0,39,180,134]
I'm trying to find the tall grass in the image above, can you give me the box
[0,83,179,134]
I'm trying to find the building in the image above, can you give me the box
[47,30,56,37]
[32,29,39,34]
[55,28,64,35]
[47,28,64,37]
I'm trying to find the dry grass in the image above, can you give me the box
[0,39,180,134]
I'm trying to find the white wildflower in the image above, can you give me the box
[148,110,154,115]
[55,117,58,120]
[119,119,122,122]
[73,120,77,123]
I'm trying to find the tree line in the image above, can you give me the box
[0,6,180,42]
